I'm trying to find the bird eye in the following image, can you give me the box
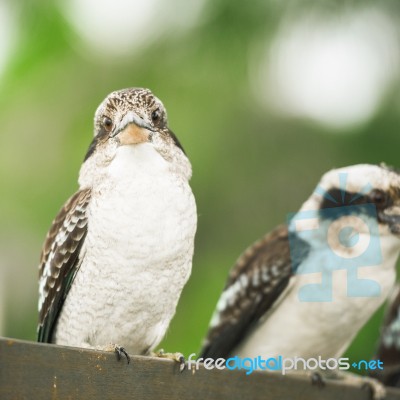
[151,109,161,124]
[103,117,113,132]
[370,189,388,207]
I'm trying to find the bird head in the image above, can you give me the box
[79,88,191,187]
[294,164,400,259]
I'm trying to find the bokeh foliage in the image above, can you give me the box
[1,0,400,369]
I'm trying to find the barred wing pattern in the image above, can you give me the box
[371,285,400,387]
[38,188,91,343]
[200,225,309,359]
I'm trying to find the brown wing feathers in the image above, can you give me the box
[38,188,91,343]
[200,225,298,359]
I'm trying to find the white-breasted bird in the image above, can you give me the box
[38,88,197,363]
[200,164,400,364]
[370,284,400,387]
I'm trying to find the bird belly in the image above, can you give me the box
[235,256,396,360]
[53,171,196,354]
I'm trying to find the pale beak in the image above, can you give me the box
[111,112,155,145]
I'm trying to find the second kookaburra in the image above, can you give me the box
[370,284,400,387]
[38,88,197,362]
[201,164,400,361]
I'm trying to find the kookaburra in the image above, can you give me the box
[38,88,197,362]
[200,164,400,362]
[370,284,400,387]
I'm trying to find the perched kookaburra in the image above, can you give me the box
[38,88,197,362]
[200,164,400,362]
[370,284,400,387]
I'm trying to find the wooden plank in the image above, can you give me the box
[1,337,400,400]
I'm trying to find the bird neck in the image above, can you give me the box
[78,143,192,190]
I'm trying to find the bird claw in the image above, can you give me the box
[317,370,386,400]
[99,343,131,364]
[361,377,386,400]
[311,372,326,388]
[153,349,186,372]
[114,345,131,364]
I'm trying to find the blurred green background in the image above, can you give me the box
[1,0,400,370]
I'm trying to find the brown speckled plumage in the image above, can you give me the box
[38,188,91,342]
[37,87,196,353]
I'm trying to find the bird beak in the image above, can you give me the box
[111,112,155,145]
[379,206,400,235]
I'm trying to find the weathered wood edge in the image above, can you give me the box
[1,337,400,400]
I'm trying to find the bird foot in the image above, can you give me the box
[360,377,386,400]
[319,370,386,400]
[310,372,326,388]
[152,349,185,372]
[102,343,131,364]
